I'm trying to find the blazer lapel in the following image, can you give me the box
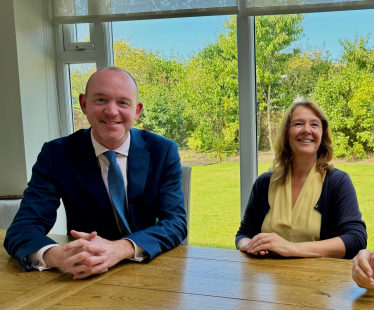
[127,129,150,209]
[76,129,115,224]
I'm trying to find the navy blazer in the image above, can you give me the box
[236,169,367,259]
[4,128,187,271]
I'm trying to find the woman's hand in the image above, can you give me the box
[237,238,252,252]
[246,233,299,257]
[238,237,269,256]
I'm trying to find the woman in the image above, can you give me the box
[236,98,366,259]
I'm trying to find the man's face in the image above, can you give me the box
[79,69,143,150]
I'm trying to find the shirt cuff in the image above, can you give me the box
[29,244,61,271]
[124,238,145,262]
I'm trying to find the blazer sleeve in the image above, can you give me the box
[329,171,367,259]
[4,143,60,271]
[235,172,271,247]
[126,141,187,260]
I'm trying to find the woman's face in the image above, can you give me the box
[288,106,323,160]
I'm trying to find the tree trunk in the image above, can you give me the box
[267,84,274,151]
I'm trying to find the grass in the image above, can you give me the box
[189,162,374,251]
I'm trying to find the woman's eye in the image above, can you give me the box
[294,123,303,127]
[311,123,320,127]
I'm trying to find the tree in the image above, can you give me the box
[256,14,304,150]
[277,49,331,109]
[313,35,374,159]
[70,64,96,109]
[181,15,305,157]
[180,18,239,160]
[114,39,188,146]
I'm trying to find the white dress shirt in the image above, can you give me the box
[30,131,144,271]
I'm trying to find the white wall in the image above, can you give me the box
[14,0,62,180]
[0,0,66,233]
[0,0,28,195]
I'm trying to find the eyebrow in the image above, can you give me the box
[91,93,133,102]
[91,93,107,97]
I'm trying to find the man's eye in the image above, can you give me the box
[118,101,129,105]
[96,98,105,103]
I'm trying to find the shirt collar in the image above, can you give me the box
[90,130,131,157]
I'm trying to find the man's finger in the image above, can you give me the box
[357,256,374,278]
[353,262,373,285]
[354,274,374,289]
[64,250,92,266]
[64,238,106,253]
[71,230,97,241]
[66,255,108,275]
[63,238,89,251]
[72,261,110,280]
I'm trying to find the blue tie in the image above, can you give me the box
[104,151,132,234]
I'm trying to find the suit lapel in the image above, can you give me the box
[127,129,150,208]
[76,129,115,223]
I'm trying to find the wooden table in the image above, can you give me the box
[1,229,374,309]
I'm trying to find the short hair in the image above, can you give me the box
[85,66,139,102]
[271,98,333,185]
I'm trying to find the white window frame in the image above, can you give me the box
[55,22,114,135]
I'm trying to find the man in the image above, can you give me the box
[4,67,187,280]
[352,250,374,289]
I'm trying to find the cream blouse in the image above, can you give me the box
[261,163,325,242]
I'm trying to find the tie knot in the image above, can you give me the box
[104,150,118,163]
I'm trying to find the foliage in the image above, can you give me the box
[70,65,95,115]
[313,35,374,159]
[181,17,239,154]
[277,49,331,109]
[70,18,374,159]
[256,14,304,150]
[114,39,188,146]
[183,15,304,154]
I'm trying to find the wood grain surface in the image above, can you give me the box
[1,229,374,309]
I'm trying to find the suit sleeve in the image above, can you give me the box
[331,172,367,259]
[4,143,61,271]
[126,141,187,260]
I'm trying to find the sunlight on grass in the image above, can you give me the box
[189,163,374,251]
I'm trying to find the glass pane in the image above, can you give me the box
[255,10,374,250]
[76,23,90,42]
[69,63,96,132]
[53,0,237,17]
[113,16,239,249]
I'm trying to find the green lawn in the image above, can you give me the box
[189,163,374,251]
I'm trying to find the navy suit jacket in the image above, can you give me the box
[4,128,187,271]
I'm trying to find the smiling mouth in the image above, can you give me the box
[298,139,314,143]
[102,121,121,125]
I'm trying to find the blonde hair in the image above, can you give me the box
[271,98,333,185]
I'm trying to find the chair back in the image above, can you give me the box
[181,165,191,246]
[0,196,22,229]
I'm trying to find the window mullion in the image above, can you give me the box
[237,0,258,219]
[55,24,74,136]
[93,22,114,69]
